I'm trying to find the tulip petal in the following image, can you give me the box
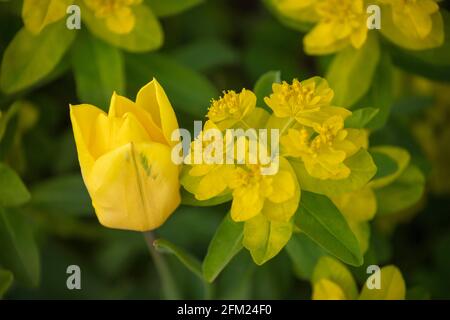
[70,104,106,176]
[87,142,180,231]
[108,92,166,144]
[136,79,179,146]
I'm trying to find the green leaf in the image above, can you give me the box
[285,232,325,281]
[326,33,380,108]
[369,146,410,189]
[29,174,92,216]
[253,70,281,108]
[126,53,218,118]
[71,31,125,110]
[171,39,239,71]
[290,149,377,197]
[0,268,13,299]
[0,163,30,207]
[81,3,163,52]
[181,187,232,207]
[262,0,314,33]
[295,192,363,266]
[344,107,379,129]
[153,238,202,279]
[203,213,243,283]
[243,214,293,266]
[364,51,395,130]
[0,208,40,286]
[370,151,398,181]
[146,0,204,17]
[0,101,21,143]
[375,164,425,216]
[359,265,405,300]
[0,21,76,94]
[312,256,358,300]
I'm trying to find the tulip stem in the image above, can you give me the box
[144,231,181,299]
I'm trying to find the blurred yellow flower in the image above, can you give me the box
[312,257,406,300]
[304,0,368,54]
[207,89,256,130]
[70,79,181,231]
[271,0,444,53]
[84,0,142,34]
[379,0,439,39]
[22,0,70,34]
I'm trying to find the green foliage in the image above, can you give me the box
[0,208,40,287]
[0,269,13,299]
[291,149,377,197]
[370,151,399,181]
[154,238,203,279]
[0,20,76,94]
[146,0,204,17]
[203,214,243,283]
[29,174,92,216]
[72,31,125,110]
[80,3,163,53]
[126,53,218,118]
[0,163,30,207]
[376,165,426,216]
[344,107,379,129]
[327,33,380,108]
[171,39,239,72]
[295,192,363,266]
[285,233,325,281]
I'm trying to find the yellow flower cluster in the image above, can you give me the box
[182,76,368,264]
[272,0,444,54]
[268,78,367,180]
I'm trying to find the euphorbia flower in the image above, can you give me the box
[264,77,350,128]
[84,0,143,34]
[70,79,181,231]
[228,157,299,222]
[281,116,367,180]
[271,0,444,53]
[207,89,256,130]
[304,0,369,55]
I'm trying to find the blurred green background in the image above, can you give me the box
[0,0,449,299]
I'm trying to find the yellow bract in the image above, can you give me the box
[229,161,296,222]
[70,78,181,231]
[84,0,142,34]
[282,116,365,180]
[272,0,444,53]
[379,0,439,39]
[311,257,406,300]
[264,77,336,125]
[207,89,256,130]
[304,0,368,55]
[22,0,70,34]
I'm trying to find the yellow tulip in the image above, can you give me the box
[70,79,181,231]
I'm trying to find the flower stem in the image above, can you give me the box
[280,117,296,137]
[144,231,181,299]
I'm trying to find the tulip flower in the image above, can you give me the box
[70,79,181,231]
